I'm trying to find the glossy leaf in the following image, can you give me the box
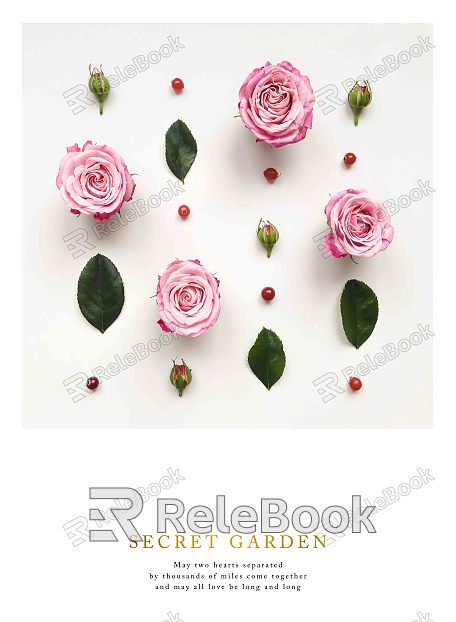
[340,279,378,348]
[248,327,286,390]
[165,119,197,182]
[77,254,124,333]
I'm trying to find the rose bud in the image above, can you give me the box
[257,219,279,258]
[88,64,110,115]
[348,80,372,126]
[170,359,192,397]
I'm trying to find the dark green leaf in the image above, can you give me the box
[77,254,124,333]
[165,119,197,182]
[340,279,378,348]
[248,327,286,390]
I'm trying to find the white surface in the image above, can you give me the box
[16,430,441,622]
[22,23,433,428]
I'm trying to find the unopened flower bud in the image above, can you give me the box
[348,80,372,126]
[88,64,110,115]
[257,219,279,258]
[170,359,192,397]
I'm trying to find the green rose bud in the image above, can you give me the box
[170,359,192,397]
[257,219,279,258]
[88,64,110,115]
[348,80,372,126]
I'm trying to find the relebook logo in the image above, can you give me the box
[88,490,377,548]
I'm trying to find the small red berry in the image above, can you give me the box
[348,377,362,391]
[171,78,184,93]
[261,287,275,301]
[86,376,99,391]
[344,152,357,167]
[263,168,279,183]
[178,204,190,219]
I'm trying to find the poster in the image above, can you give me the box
[14,14,449,622]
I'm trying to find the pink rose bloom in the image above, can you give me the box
[324,188,394,259]
[238,61,314,147]
[56,141,135,221]
[156,260,221,337]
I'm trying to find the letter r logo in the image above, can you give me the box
[63,228,95,258]
[313,372,345,403]
[89,487,143,542]
[314,84,345,115]
[62,84,96,115]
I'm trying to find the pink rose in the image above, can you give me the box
[324,189,394,259]
[56,140,135,221]
[238,60,315,147]
[156,259,221,337]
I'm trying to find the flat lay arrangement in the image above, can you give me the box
[56,60,392,397]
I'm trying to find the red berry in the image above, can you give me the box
[178,204,190,219]
[348,377,362,391]
[344,152,357,167]
[261,287,275,301]
[263,168,279,183]
[171,78,184,93]
[86,376,99,391]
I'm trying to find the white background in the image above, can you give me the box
[17,430,442,622]
[22,23,432,428]
[3,5,452,622]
